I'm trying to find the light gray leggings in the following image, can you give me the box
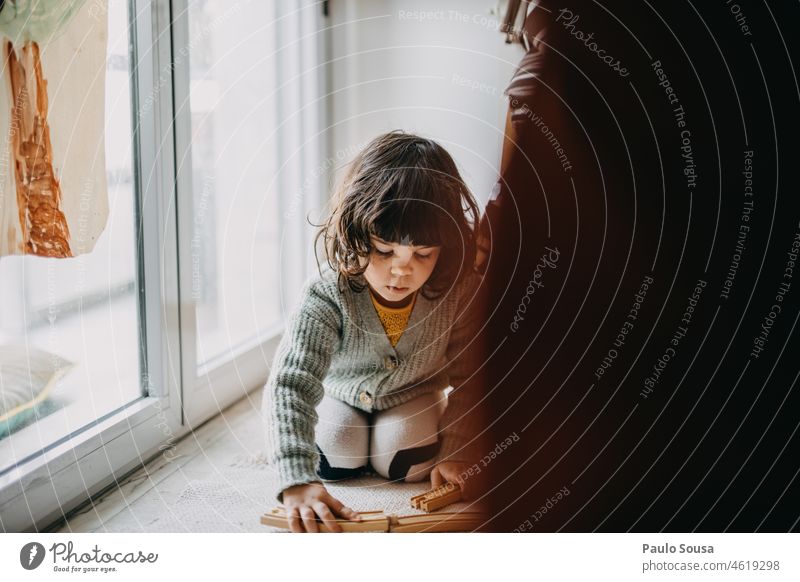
[315,389,447,483]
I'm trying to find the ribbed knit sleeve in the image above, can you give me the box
[264,279,342,501]
[436,272,487,465]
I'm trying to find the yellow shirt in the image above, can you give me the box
[369,288,417,347]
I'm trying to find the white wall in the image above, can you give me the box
[326,0,525,209]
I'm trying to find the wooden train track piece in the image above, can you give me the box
[388,512,485,533]
[261,507,486,533]
[261,507,389,532]
[410,481,462,512]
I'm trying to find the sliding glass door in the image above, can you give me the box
[0,0,141,498]
[175,0,326,426]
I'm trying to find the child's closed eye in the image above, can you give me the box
[375,249,433,260]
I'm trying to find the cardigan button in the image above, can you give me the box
[384,356,399,370]
[359,392,373,406]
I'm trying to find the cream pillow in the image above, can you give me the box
[0,345,73,439]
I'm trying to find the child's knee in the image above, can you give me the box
[315,395,370,460]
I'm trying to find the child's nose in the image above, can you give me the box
[390,262,411,277]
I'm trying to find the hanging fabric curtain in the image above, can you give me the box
[0,0,108,258]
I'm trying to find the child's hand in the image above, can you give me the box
[280,482,361,533]
[431,461,476,501]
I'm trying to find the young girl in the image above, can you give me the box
[263,131,486,533]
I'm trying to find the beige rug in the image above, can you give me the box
[95,453,483,533]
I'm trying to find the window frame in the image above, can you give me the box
[0,0,184,532]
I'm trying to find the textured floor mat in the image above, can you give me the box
[95,453,482,532]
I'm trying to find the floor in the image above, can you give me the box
[55,389,480,533]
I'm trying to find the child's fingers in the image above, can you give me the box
[333,503,362,522]
[286,506,304,533]
[324,494,362,521]
[342,507,361,521]
[430,465,444,488]
[433,465,472,499]
[313,502,343,533]
[299,506,319,533]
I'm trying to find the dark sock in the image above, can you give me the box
[388,440,441,481]
[315,444,367,481]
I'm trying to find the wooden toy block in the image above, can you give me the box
[410,481,462,512]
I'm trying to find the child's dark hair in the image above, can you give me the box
[316,130,480,299]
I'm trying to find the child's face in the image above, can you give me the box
[363,236,441,306]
